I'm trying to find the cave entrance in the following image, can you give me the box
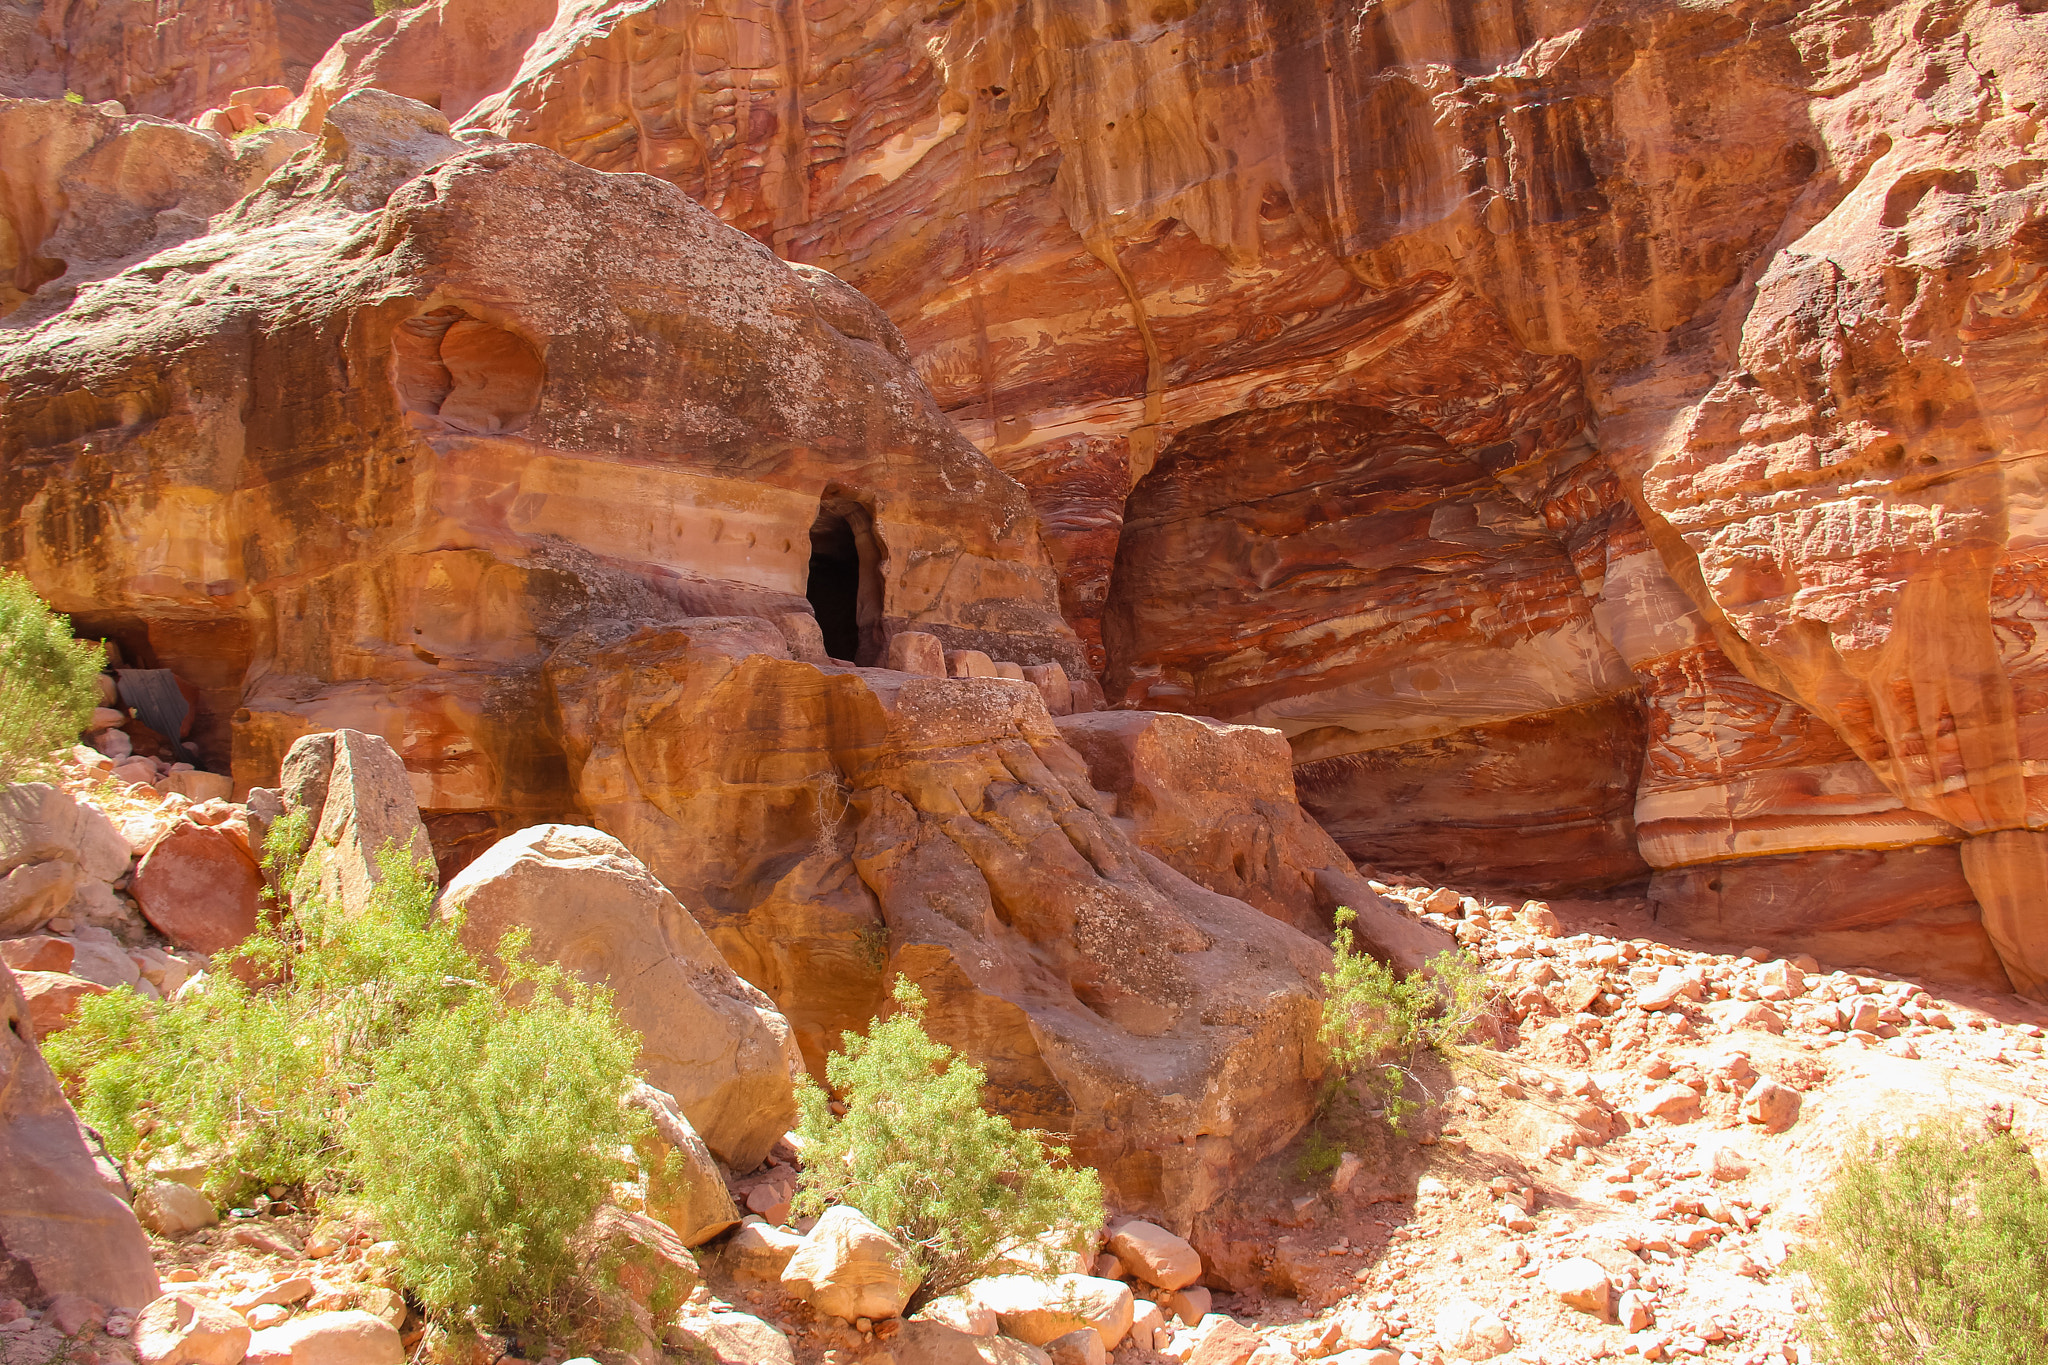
[804,493,884,665]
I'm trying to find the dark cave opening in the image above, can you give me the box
[804,495,883,664]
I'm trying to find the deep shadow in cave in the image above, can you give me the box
[804,493,884,664]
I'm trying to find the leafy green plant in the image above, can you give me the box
[793,977,1105,1305]
[62,90,84,104]
[50,816,646,1333]
[347,944,644,1332]
[49,823,468,1189]
[1799,1118,2048,1364]
[0,570,104,782]
[371,0,425,14]
[1293,1126,1344,1182]
[1319,906,1492,1130]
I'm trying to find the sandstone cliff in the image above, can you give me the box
[253,0,2048,992]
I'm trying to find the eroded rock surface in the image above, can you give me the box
[546,618,1330,1227]
[2,92,1079,875]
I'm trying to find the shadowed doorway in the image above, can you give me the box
[804,492,885,664]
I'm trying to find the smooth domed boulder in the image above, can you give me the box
[243,1311,403,1365]
[132,814,264,954]
[437,824,800,1169]
[779,1205,909,1322]
[969,1275,1133,1351]
[134,1293,251,1365]
[0,963,160,1309]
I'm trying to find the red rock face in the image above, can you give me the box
[256,0,2036,992]
[0,0,370,118]
[1101,400,1647,890]
[10,0,2048,990]
[131,820,264,957]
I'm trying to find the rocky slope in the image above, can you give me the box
[11,750,2046,1365]
[213,0,2048,996]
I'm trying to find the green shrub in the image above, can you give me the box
[49,817,645,1333]
[370,0,425,14]
[1800,1119,2048,1364]
[0,571,104,782]
[793,977,1105,1304]
[62,90,84,104]
[347,948,643,1331]
[1319,907,1491,1130]
[49,821,469,1190]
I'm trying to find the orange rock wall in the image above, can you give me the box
[7,0,2047,991]
[300,0,2043,992]
[3,101,1081,864]
[0,0,371,117]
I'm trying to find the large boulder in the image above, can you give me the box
[0,783,131,934]
[969,1275,1134,1351]
[671,1310,796,1365]
[243,1310,404,1365]
[16,970,106,1036]
[625,1083,742,1246]
[133,1293,252,1365]
[280,731,434,914]
[0,962,160,1308]
[886,1321,1053,1365]
[438,825,799,1170]
[778,1205,909,1323]
[131,812,264,954]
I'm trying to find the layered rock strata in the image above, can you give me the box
[0,0,372,118]
[2,90,1080,869]
[253,0,2048,992]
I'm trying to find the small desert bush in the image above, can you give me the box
[348,953,644,1330]
[1800,1118,2048,1364]
[793,976,1105,1304]
[1318,906,1491,1130]
[0,570,104,782]
[49,815,644,1332]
